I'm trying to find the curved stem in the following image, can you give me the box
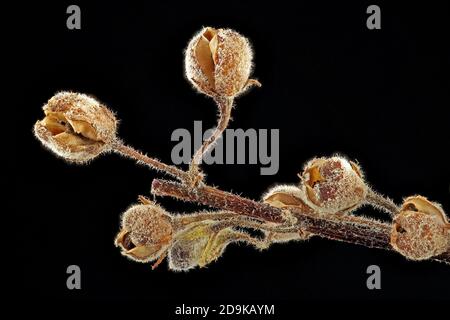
[190,96,233,170]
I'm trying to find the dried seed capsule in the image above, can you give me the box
[263,185,314,240]
[185,27,258,98]
[298,156,368,215]
[263,185,314,212]
[390,196,449,260]
[115,203,173,262]
[34,92,117,163]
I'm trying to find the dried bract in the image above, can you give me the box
[168,222,248,271]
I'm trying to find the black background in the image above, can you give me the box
[12,0,450,312]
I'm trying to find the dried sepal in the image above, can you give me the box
[390,196,450,260]
[168,220,265,271]
[168,222,213,271]
[115,203,173,262]
[185,27,257,98]
[34,92,117,163]
[298,156,368,215]
[168,221,227,271]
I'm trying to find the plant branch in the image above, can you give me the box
[190,96,233,170]
[151,178,450,265]
[152,179,284,223]
[366,189,399,217]
[112,141,190,182]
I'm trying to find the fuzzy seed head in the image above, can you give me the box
[185,27,255,98]
[115,203,173,262]
[298,156,368,215]
[34,92,117,163]
[390,196,449,260]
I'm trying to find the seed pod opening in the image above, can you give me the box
[263,185,314,212]
[263,185,315,240]
[116,203,173,262]
[185,27,256,98]
[298,156,368,215]
[34,92,117,163]
[390,196,449,260]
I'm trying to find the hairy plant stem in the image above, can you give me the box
[151,179,450,265]
[112,141,191,182]
[152,179,284,223]
[111,132,449,265]
[366,189,399,217]
[189,96,233,173]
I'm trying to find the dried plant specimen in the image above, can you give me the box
[185,27,258,98]
[34,92,117,162]
[34,26,450,271]
[391,196,450,260]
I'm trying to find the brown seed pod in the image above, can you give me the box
[115,203,173,262]
[185,27,259,98]
[390,196,449,260]
[263,185,312,211]
[263,185,314,239]
[297,156,368,215]
[34,92,117,163]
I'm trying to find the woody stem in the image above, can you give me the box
[152,179,284,223]
[151,178,450,265]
